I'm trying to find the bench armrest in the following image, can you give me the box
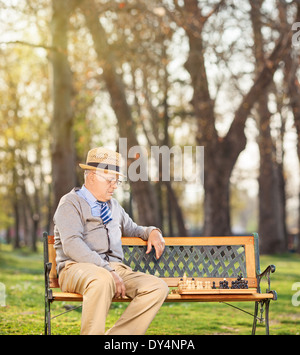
[257,264,276,298]
[44,262,52,285]
[258,264,276,278]
[44,262,54,301]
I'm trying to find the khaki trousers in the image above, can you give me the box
[59,261,169,335]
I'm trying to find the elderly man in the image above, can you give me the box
[53,147,168,335]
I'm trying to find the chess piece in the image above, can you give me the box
[180,273,187,290]
[220,278,229,289]
[224,279,229,289]
[178,278,184,291]
[204,281,211,289]
[196,281,203,289]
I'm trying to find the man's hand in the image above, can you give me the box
[110,271,126,298]
[146,229,165,259]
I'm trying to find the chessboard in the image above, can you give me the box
[174,273,256,295]
[178,289,255,295]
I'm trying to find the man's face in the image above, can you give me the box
[86,171,120,202]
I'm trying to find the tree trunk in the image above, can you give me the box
[182,0,293,236]
[281,1,300,252]
[13,201,20,249]
[165,181,187,236]
[203,154,232,236]
[81,1,160,226]
[250,0,286,253]
[12,149,20,248]
[285,47,300,253]
[50,0,77,211]
[257,104,286,253]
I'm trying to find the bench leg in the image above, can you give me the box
[252,300,270,335]
[265,300,270,335]
[45,299,51,335]
[252,302,259,335]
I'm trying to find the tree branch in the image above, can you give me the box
[225,28,293,158]
[202,0,227,23]
[0,40,57,52]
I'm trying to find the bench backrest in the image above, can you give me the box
[44,234,260,289]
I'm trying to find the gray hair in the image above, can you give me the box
[84,169,93,181]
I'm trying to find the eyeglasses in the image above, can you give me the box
[94,173,122,186]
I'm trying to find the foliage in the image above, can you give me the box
[0,0,299,251]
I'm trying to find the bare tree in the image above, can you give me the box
[250,0,286,253]
[50,0,81,210]
[284,0,300,252]
[80,0,160,226]
[162,0,295,240]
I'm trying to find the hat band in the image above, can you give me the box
[87,162,120,172]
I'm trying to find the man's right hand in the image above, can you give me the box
[110,271,126,298]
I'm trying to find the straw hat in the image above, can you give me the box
[79,147,124,177]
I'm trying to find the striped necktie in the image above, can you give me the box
[97,201,113,224]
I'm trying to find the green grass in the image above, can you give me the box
[0,243,299,335]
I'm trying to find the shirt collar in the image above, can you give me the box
[77,185,98,207]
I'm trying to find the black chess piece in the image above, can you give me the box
[231,273,245,289]
[220,278,229,289]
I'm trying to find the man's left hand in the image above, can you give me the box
[146,229,165,259]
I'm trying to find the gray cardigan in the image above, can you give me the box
[53,188,158,274]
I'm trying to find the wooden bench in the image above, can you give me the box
[43,232,277,335]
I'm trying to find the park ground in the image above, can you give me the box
[0,243,299,335]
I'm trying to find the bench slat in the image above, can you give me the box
[121,236,255,246]
[52,291,275,303]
